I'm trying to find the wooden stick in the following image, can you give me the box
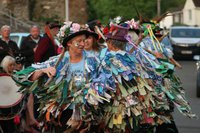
[169,58,182,69]
[44,47,66,87]
[129,33,144,53]
[157,31,182,69]
[158,31,169,42]
[94,26,106,41]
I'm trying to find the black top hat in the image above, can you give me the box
[86,20,100,40]
[46,21,61,29]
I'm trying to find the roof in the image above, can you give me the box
[193,0,200,7]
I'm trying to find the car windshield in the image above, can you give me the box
[171,28,200,38]
[10,36,19,44]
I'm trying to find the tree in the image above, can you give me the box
[87,0,186,24]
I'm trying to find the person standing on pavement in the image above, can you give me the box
[21,25,42,68]
[34,21,61,63]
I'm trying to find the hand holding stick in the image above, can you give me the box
[94,26,106,41]
[44,47,66,87]
[158,31,182,68]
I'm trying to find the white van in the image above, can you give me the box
[169,26,200,59]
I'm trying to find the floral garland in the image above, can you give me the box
[57,21,84,43]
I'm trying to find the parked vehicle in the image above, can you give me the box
[1,33,61,48]
[10,33,30,48]
[169,26,200,60]
[194,55,200,97]
[0,33,29,48]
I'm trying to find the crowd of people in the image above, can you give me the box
[0,14,196,133]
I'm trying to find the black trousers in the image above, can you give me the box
[155,121,178,133]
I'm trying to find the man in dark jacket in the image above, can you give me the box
[21,25,42,67]
[34,21,61,63]
[0,25,20,63]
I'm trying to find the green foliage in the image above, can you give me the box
[87,0,186,24]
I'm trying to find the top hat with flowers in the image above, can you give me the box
[104,24,129,42]
[57,21,90,48]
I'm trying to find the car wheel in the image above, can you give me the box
[197,69,200,97]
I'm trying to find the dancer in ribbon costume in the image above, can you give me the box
[125,17,195,133]
[12,20,195,133]
[13,21,112,132]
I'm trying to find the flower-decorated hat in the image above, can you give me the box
[57,21,90,48]
[104,24,129,42]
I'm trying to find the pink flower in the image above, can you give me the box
[146,24,151,28]
[126,19,139,29]
[71,23,81,32]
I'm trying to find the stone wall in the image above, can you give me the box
[0,0,88,24]
[32,0,65,22]
[69,0,88,24]
[0,0,29,20]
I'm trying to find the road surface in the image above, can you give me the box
[173,61,200,133]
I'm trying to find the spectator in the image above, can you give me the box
[20,26,42,132]
[21,25,42,67]
[0,56,16,133]
[0,55,16,75]
[0,25,20,63]
[34,21,61,63]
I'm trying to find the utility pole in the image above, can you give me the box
[65,0,69,21]
[157,0,161,16]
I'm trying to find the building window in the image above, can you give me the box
[188,9,192,21]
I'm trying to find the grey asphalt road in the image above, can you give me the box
[173,61,200,133]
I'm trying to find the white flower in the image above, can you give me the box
[115,16,122,24]
[64,21,72,27]
[61,31,65,37]
[60,25,66,32]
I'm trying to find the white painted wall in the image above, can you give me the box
[182,0,196,26]
[160,14,173,29]
[160,0,200,28]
